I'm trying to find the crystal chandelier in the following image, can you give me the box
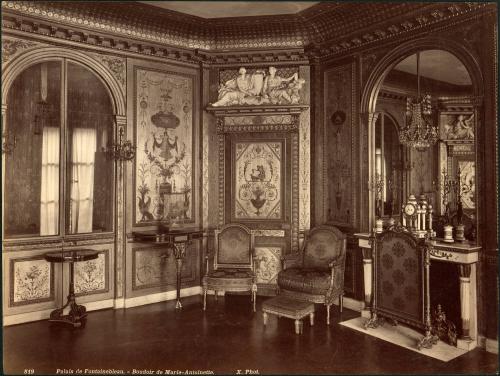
[399,52,438,150]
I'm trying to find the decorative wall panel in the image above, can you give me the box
[254,247,282,286]
[134,67,194,225]
[234,142,282,220]
[324,63,356,227]
[10,257,53,306]
[74,251,108,296]
[299,108,311,231]
[132,247,196,290]
[458,160,476,209]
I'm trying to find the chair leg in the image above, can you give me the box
[295,319,301,334]
[203,287,207,311]
[327,304,331,325]
[339,294,343,313]
[263,312,268,326]
[310,312,315,326]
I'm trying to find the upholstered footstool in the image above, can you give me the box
[262,295,315,334]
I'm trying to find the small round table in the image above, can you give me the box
[44,249,99,327]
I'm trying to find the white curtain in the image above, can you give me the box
[40,127,60,236]
[69,128,96,233]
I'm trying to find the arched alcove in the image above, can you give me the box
[360,37,484,231]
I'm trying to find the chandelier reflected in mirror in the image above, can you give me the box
[399,52,439,151]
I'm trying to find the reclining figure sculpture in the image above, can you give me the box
[211,66,305,107]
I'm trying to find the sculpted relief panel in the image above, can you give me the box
[211,67,305,107]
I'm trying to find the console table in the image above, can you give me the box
[133,228,203,309]
[354,232,481,350]
[44,249,99,327]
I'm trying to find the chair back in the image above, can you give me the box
[214,223,254,269]
[303,225,346,270]
[373,227,428,329]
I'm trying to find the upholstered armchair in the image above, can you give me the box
[202,223,257,312]
[277,225,346,325]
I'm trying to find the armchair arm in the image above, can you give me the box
[281,252,301,270]
[327,256,345,285]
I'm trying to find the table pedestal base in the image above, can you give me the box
[49,293,87,328]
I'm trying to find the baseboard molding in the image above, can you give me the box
[485,338,499,354]
[3,299,115,326]
[113,298,125,309]
[332,296,364,312]
[123,286,202,308]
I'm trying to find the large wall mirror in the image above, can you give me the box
[4,60,115,239]
[375,49,477,238]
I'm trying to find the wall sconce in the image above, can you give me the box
[2,131,17,155]
[433,168,458,224]
[369,173,385,218]
[103,127,136,161]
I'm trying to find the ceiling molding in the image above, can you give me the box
[1,1,496,60]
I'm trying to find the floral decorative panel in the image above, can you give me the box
[74,252,107,295]
[458,160,475,209]
[254,247,281,285]
[234,142,282,220]
[132,247,196,290]
[11,258,53,306]
[135,67,194,225]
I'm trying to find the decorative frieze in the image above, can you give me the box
[2,1,493,61]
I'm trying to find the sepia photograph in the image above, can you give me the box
[1,1,498,375]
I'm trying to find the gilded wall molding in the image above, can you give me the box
[291,131,300,252]
[217,133,225,227]
[299,109,311,231]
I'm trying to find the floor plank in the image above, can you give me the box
[3,295,498,375]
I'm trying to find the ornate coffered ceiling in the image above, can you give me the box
[1,1,496,60]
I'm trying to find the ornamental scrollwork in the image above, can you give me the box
[2,38,38,63]
[429,248,453,260]
[92,53,126,88]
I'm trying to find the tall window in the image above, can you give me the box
[4,60,114,238]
